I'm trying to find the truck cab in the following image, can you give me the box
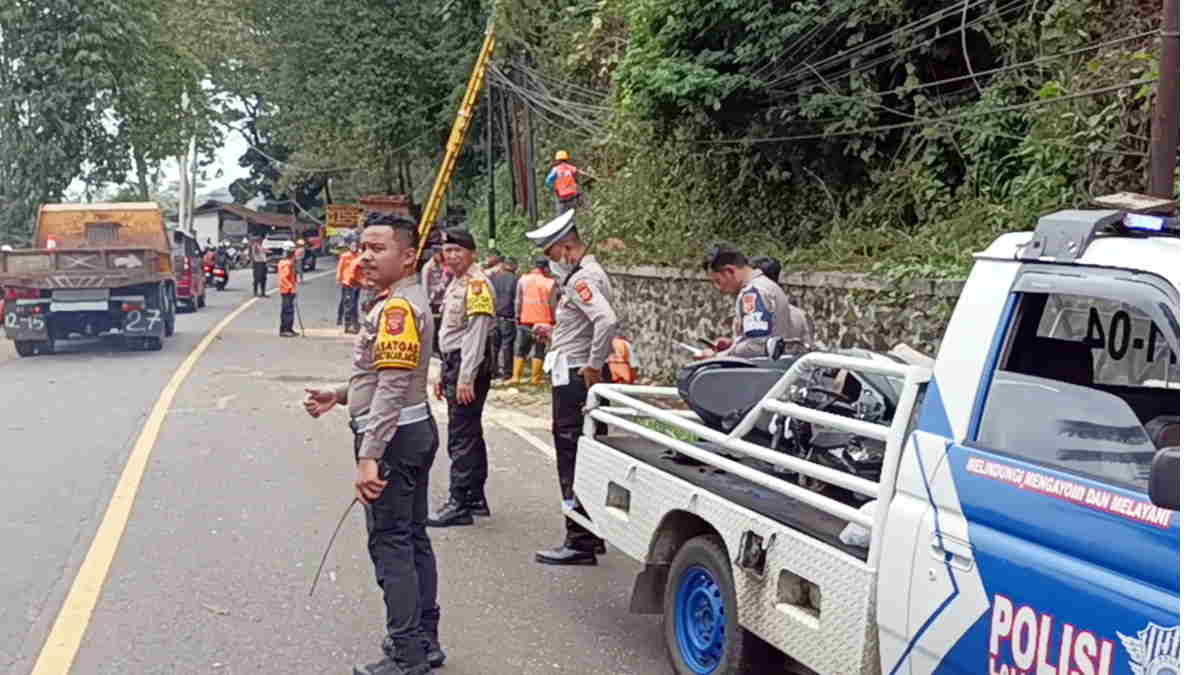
[572,207,1179,675]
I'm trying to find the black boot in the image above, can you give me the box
[534,545,598,566]
[352,656,430,675]
[427,499,474,528]
[382,635,446,669]
[467,492,490,517]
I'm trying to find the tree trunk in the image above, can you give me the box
[134,149,150,201]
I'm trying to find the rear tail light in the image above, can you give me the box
[122,302,145,312]
[31,305,42,314]
[184,257,191,272]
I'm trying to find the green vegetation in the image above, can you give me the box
[1,0,1169,278]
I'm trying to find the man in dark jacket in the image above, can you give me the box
[489,257,519,380]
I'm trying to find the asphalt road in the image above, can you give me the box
[1,260,671,675]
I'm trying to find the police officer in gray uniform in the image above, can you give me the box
[525,209,617,566]
[302,212,443,675]
[428,227,497,527]
[696,242,796,359]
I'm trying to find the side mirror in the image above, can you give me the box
[1149,447,1180,511]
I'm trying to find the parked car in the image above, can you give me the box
[171,229,206,312]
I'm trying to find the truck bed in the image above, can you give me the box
[599,434,867,561]
[0,247,171,289]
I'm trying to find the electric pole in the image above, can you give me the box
[487,76,496,250]
[1148,0,1179,197]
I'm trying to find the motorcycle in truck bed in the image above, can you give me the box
[0,202,178,356]
[570,203,1180,675]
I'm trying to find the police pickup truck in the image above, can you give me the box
[571,204,1180,675]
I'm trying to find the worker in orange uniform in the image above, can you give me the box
[278,253,299,337]
[506,257,558,385]
[545,150,582,216]
[337,243,364,331]
[605,331,640,384]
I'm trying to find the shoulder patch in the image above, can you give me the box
[374,297,420,370]
[574,280,593,304]
[740,290,758,315]
[466,278,495,316]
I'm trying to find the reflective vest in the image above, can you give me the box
[552,163,579,200]
[607,337,638,384]
[518,273,555,326]
[278,258,297,294]
[336,252,355,286]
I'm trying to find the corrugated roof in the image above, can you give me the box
[191,200,319,228]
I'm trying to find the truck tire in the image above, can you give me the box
[15,340,35,357]
[663,535,771,675]
[163,286,176,337]
[197,291,206,308]
[179,298,195,313]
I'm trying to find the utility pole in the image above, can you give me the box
[525,54,539,226]
[1148,0,1179,197]
[487,76,496,250]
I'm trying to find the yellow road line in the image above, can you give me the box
[31,268,334,675]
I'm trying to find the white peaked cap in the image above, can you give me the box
[525,209,576,249]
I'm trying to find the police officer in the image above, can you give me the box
[427,227,496,527]
[302,211,443,675]
[525,209,616,566]
[696,242,796,359]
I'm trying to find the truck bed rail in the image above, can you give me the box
[584,352,930,568]
[0,247,170,288]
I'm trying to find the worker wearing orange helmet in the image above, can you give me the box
[545,150,583,216]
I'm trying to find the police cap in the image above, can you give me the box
[525,209,576,250]
[443,227,476,251]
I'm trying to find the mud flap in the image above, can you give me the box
[629,563,669,614]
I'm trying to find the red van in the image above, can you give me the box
[172,230,207,312]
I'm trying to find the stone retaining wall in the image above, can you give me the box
[605,265,965,383]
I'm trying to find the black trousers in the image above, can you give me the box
[440,349,492,503]
[492,318,516,378]
[354,418,440,666]
[252,262,267,295]
[551,370,603,549]
[339,286,360,326]
[280,293,295,333]
[515,325,547,359]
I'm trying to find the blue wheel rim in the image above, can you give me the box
[673,565,726,673]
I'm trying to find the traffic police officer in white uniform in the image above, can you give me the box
[525,209,617,566]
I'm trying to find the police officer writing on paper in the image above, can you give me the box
[301,211,443,675]
[526,209,616,566]
[428,228,496,528]
[695,242,797,359]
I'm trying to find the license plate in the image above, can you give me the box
[52,289,110,302]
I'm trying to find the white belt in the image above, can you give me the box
[350,402,431,431]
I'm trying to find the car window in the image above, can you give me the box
[975,290,1179,492]
[1036,294,1179,389]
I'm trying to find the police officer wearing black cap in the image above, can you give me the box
[428,227,496,527]
[525,209,616,565]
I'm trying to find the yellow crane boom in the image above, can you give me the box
[416,24,497,256]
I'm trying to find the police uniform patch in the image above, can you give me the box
[466,278,495,316]
[741,292,757,315]
[739,289,773,338]
[575,280,593,304]
[385,306,407,335]
[374,298,420,369]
